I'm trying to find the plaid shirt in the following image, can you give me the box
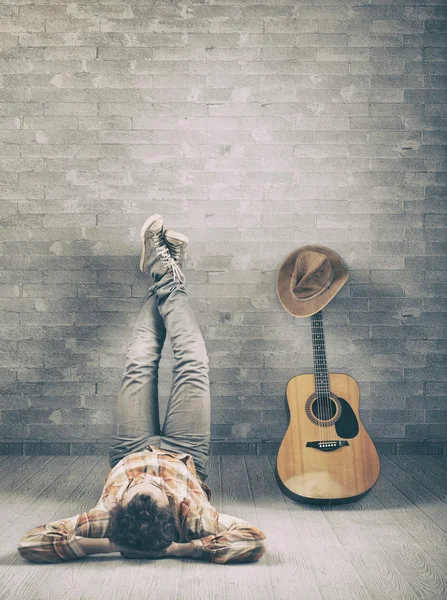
[18,445,267,564]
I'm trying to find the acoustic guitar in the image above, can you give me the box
[275,310,380,505]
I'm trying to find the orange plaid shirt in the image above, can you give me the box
[18,445,267,564]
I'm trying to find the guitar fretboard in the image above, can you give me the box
[310,311,330,397]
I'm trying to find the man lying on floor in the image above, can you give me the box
[17,214,267,565]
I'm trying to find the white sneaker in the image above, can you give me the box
[164,229,189,269]
[140,215,186,284]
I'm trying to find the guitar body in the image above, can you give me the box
[276,373,381,505]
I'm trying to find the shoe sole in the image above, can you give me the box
[139,213,163,272]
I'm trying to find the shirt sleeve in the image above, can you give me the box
[190,513,267,564]
[17,509,110,563]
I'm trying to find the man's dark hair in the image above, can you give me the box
[106,493,177,553]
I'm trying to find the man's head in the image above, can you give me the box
[106,475,177,553]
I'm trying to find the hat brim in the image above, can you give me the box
[276,245,349,318]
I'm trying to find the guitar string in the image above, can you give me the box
[311,313,319,439]
[318,312,330,440]
[311,313,322,439]
[312,315,321,436]
[320,312,329,440]
[319,312,331,442]
[319,312,329,443]
[311,314,320,440]
[311,312,330,442]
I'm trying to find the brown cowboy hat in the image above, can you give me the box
[276,245,349,318]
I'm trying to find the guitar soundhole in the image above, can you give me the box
[313,398,336,420]
[305,392,341,427]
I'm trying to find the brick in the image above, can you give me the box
[44,270,97,284]
[426,410,447,423]
[405,424,447,440]
[368,423,406,438]
[70,442,111,455]
[0,443,23,455]
[23,442,71,455]
[396,441,444,455]
[0,424,26,438]
[27,424,112,440]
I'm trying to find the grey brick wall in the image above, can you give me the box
[0,0,446,454]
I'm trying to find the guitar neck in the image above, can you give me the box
[310,311,330,395]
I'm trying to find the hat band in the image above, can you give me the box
[293,269,334,302]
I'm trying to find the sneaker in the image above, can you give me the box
[139,214,186,284]
[164,229,189,270]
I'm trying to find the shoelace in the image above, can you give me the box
[156,245,186,284]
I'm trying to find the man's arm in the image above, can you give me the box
[108,541,203,560]
[187,513,267,564]
[19,520,202,563]
[168,542,206,559]
[75,537,117,556]
[18,510,110,563]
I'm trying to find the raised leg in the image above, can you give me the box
[108,291,166,469]
[152,271,211,482]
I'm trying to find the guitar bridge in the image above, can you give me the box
[306,440,349,452]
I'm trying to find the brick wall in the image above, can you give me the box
[0,1,446,454]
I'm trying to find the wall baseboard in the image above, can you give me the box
[0,440,446,456]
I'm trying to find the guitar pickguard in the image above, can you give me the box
[334,396,359,439]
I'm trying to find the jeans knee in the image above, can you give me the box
[186,349,209,372]
[124,349,161,372]
[175,339,208,370]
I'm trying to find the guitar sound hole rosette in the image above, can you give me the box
[305,392,342,427]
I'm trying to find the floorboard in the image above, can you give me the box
[387,456,447,504]
[267,455,374,600]
[221,455,274,600]
[380,457,447,532]
[345,463,445,600]
[247,455,324,600]
[411,456,447,484]
[0,456,44,489]
[0,455,446,600]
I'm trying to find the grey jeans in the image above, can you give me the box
[108,269,211,481]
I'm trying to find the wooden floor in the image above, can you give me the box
[1,454,446,600]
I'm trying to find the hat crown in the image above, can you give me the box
[276,244,349,318]
[290,250,334,302]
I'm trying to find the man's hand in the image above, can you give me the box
[116,541,176,559]
[117,541,201,560]
[77,538,201,560]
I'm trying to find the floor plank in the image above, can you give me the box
[434,456,447,467]
[221,455,274,600]
[413,456,447,484]
[2,457,104,600]
[369,465,447,574]
[387,456,447,502]
[345,467,446,600]
[380,457,447,531]
[246,455,324,600]
[0,456,44,489]
[267,455,375,600]
[0,455,13,469]
[0,457,77,535]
